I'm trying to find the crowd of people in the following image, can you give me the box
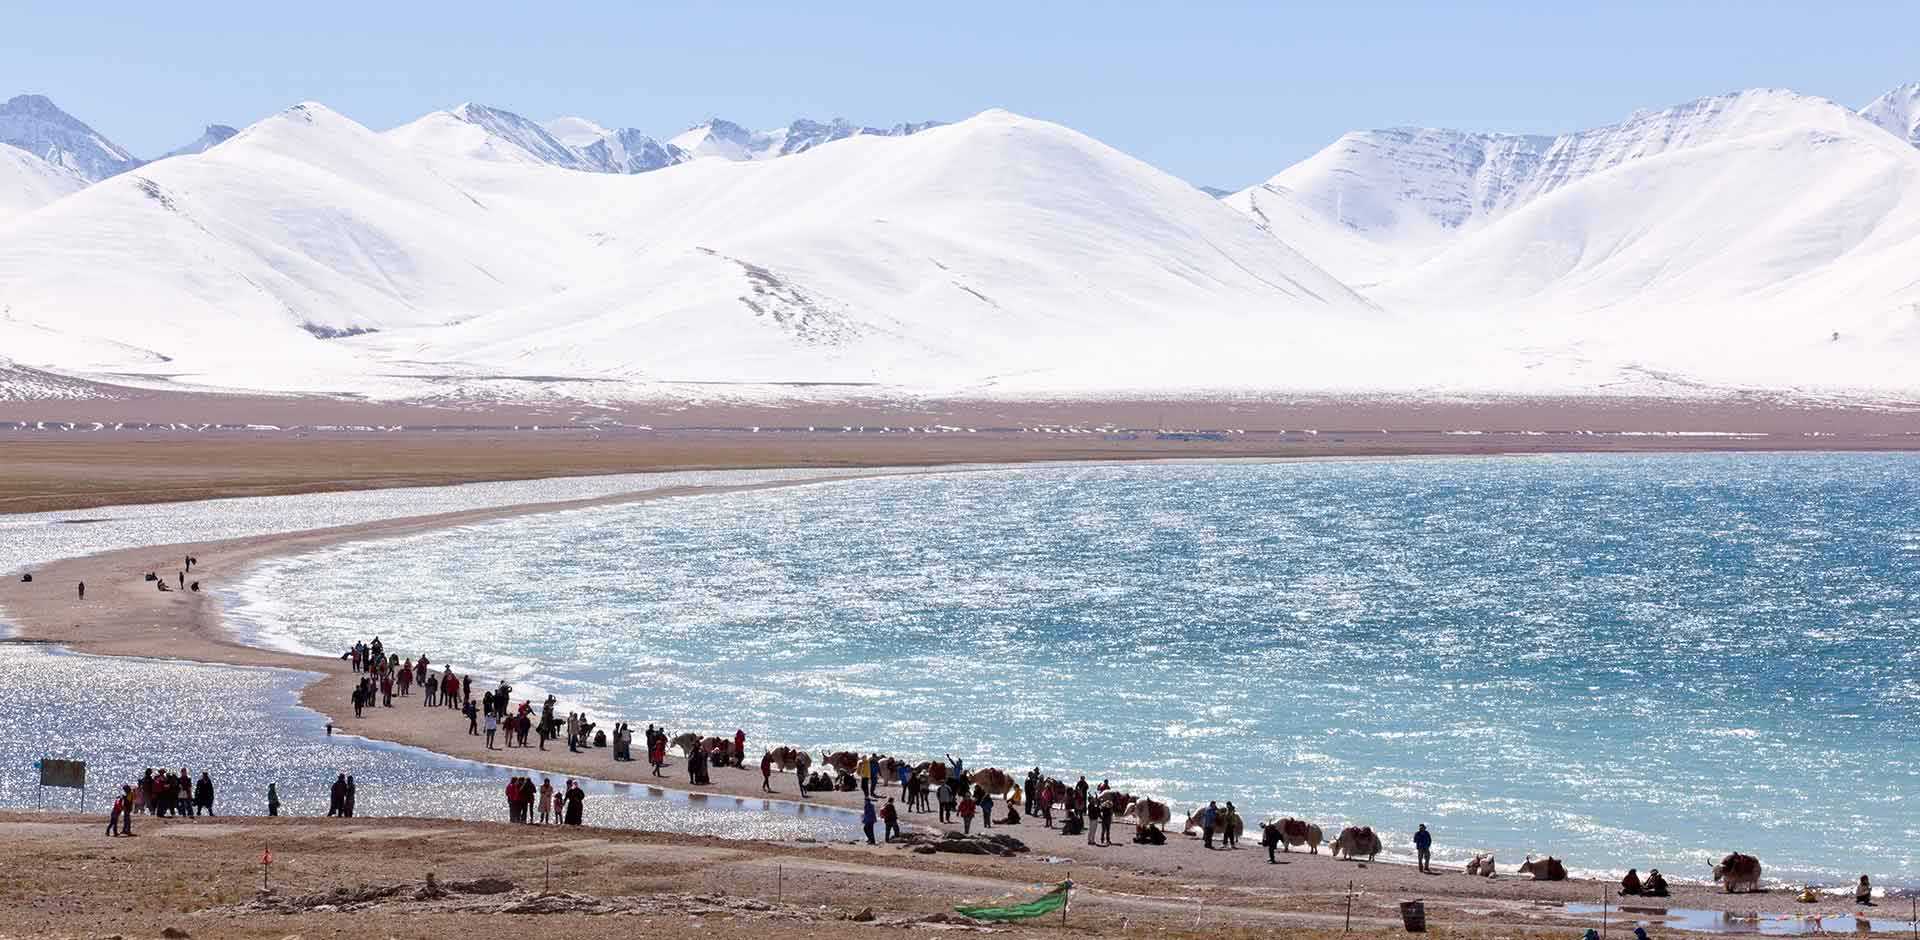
[104,767,218,835]
[503,776,587,825]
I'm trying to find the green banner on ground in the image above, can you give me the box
[955,881,1072,922]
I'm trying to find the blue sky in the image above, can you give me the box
[4,0,1916,187]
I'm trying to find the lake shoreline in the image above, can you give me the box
[0,464,1910,931]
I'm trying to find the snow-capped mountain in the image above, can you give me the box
[0,94,141,181]
[0,141,85,223]
[159,124,238,160]
[668,116,942,162]
[1229,89,1874,282]
[541,117,689,173]
[0,104,1372,396]
[3,84,1920,401]
[1861,82,1920,147]
[394,104,941,176]
[1222,87,1920,391]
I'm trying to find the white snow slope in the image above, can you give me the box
[1226,89,1920,392]
[0,142,85,224]
[0,105,1375,397]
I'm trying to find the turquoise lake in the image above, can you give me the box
[229,454,1920,886]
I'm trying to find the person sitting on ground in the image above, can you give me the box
[1642,869,1670,897]
[1856,875,1873,906]
[1620,868,1643,896]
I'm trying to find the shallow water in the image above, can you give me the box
[0,645,861,840]
[229,453,1920,886]
[1565,902,1917,935]
[0,464,920,584]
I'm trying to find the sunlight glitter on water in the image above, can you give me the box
[223,454,1919,886]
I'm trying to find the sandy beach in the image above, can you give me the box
[2,461,1910,938]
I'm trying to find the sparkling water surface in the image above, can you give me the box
[230,454,1920,886]
[0,646,861,840]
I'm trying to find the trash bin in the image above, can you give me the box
[1400,899,1427,933]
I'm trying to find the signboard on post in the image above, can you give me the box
[39,759,86,789]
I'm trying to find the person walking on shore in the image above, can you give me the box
[958,794,976,834]
[882,798,900,842]
[861,797,878,845]
[465,699,479,735]
[484,711,498,749]
[1414,823,1433,873]
[760,751,774,793]
[328,774,346,817]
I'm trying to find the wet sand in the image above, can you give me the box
[0,469,1906,936]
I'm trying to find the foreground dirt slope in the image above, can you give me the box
[0,813,1746,940]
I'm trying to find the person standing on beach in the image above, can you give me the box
[105,788,125,837]
[465,698,479,735]
[760,751,774,793]
[958,793,976,834]
[77,581,84,600]
[564,780,584,825]
[344,775,356,817]
[1200,801,1219,849]
[978,786,994,830]
[861,797,878,845]
[194,772,215,817]
[937,780,955,823]
[734,729,746,768]
[1100,799,1115,846]
[539,778,553,824]
[484,711,498,748]
[328,774,346,817]
[267,783,280,817]
[1414,824,1433,873]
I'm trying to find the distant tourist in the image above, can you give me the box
[1857,875,1873,905]
[194,772,215,817]
[861,797,878,844]
[1414,823,1433,872]
[563,780,584,825]
[882,798,901,842]
[328,774,347,817]
[1620,868,1643,896]
[267,783,280,817]
[1643,869,1670,897]
[76,581,84,599]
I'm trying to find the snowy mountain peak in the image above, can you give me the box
[447,102,589,169]
[1861,82,1920,147]
[0,93,141,182]
[1247,87,1870,244]
[668,115,944,162]
[160,124,239,160]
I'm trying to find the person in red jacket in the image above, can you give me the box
[734,729,746,769]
